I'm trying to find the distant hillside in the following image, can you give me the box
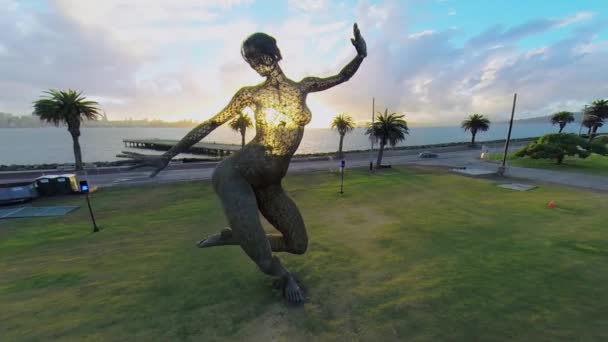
[499,112,583,124]
[0,112,43,128]
[0,112,199,128]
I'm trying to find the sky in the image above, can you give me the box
[1,0,607,127]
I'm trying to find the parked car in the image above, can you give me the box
[0,182,39,205]
[418,151,438,158]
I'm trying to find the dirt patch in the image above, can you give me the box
[231,304,310,342]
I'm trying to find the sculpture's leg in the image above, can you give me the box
[197,184,307,255]
[255,184,308,255]
[208,161,305,303]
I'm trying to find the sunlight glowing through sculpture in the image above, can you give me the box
[263,108,293,128]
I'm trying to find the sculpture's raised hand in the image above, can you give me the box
[116,151,169,177]
[351,23,367,58]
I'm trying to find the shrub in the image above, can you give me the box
[590,135,608,155]
[515,133,590,164]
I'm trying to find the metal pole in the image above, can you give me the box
[86,193,99,232]
[500,93,518,172]
[340,168,344,194]
[369,97,375,171]
[579,107,586,136]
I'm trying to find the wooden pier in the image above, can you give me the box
[123,139,241,156]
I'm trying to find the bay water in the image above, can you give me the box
[0,123,587,165]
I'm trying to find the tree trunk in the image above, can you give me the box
[240,128,246,148]
[337,134,345,159]
[591,125,599,141]
[71,132,83,170]
[471,132,476,145]
[556,154,564,165]
[559,124,565,133]
[376,141,385,167]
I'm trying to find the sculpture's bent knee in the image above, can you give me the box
[290,237,308,255]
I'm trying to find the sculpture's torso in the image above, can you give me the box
[233,78,311,187]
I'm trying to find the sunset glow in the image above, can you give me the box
[1,0,607,127]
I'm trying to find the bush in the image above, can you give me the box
[515,133,590,164]
[592,135,608,145]
[591,135,608,155]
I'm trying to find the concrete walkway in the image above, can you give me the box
[414,154,608,192]
[494,163,608,192]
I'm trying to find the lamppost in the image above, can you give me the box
[369,97,375,171]
[498,93,518,176]
[339,160,345,194]
[80,180,99,232]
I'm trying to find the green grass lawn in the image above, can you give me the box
[1,168,608,341]
[490,153,608,177]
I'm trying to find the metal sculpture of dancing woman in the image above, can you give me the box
[119,24,366,303]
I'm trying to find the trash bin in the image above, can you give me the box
[35,176,54,196]
[57,174,79,194]
[35,174,79,196]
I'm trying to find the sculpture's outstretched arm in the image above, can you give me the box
[117,87,252,177]
[164,88,251,159]
[299,23,366,93]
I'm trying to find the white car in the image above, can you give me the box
[418,151,438,158]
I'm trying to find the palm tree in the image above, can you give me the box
[33,89,101,170]
[582,113,603,142]
[550,111,575,133]
[586,99,608,137]
[365,109,409,167]
[330,113,355,159]
[461,113,490,145]
[229,113,253,148]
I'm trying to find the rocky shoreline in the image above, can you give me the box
[1,136,538,172]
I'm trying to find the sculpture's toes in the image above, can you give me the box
[196,234,222,248]
[284,278,305,304]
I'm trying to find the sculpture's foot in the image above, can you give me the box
[197,228,233,248]
[283,274,305,304]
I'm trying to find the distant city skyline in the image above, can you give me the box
[1,0,607,127]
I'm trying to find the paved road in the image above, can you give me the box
[12,146,511,186]
[2,145,491,187]
[4,141,607,192]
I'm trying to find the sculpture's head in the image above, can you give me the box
[241,33,282,77]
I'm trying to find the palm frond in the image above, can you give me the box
[32,89,101,128]
[588,99,608,119]
[365,109,409,147]
[331,113,355,135]
[550,111,575,125]
[229,113,253,132]
[461,113,490,132]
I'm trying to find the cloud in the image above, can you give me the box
[318,2,608,125]
[468,12,596,49]
[409,30,435,39]
[556,11,594,28]
[288,0,327,11]
[1,0,607,128]
[0,0,260,118]
[0,1,140,113]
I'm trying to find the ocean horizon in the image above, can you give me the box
[0,122,592,165]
